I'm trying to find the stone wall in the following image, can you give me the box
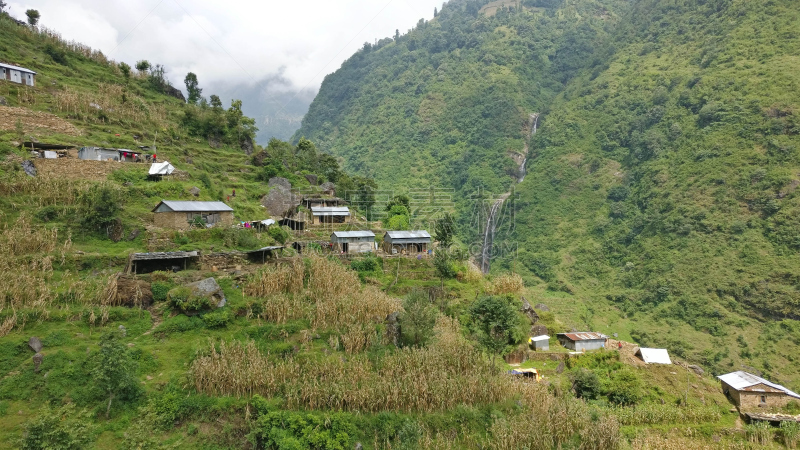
[154,211,234,230]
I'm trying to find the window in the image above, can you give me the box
[760,395,766,404]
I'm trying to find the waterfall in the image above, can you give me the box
[518,157,527,183]
[480,197,505,274]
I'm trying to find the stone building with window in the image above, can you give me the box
[718,371,800,410]
[152,200,234,230]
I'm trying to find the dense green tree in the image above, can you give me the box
[135,60,150,74]
[118,62,131,79]
[78,185,123,235]
[433,213,455,248]
[469,295,524,357]
[184,72,202,104]
[25,9,39,26]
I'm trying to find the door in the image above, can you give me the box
[342,243,349,253]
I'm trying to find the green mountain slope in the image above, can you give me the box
[297,0,800,386]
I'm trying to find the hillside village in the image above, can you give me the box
[1,3,800,450]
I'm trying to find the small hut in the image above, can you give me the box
[129,251,199,274]
[557,332,608,352]
[78,146,120,161]
[529,335,550,351]
[310,206,350,224]
[382,231,431,255]
[330,231,376,254]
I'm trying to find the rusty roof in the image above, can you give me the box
[558,332,607,341]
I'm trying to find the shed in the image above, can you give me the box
[634,348,672,364]
[118,149,143,162]
[0,62,36,86]
[78,146,120,161]
[718,371,800,410]
[310,206,350,224]
[129,251,198,274]
[330,231,376,254]
[246,246,284,263]
[509,368,541,381]
[529,335,550,351]
[383,230,431,254]
[279,217,305,231]
[557,332,608,352]
[152,200,234,230]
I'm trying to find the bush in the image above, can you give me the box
[571,368,601,400]
[202,310,232,328]
[20,403,95,450]
[168,287,212,311]
[267,226,289,245]
[399,290,438,347]
[150,282,171,302]
[34,205,60,222]
[153,315,205,336]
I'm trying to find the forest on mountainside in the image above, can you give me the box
[297,0,800,382]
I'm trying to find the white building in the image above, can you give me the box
[0,63,36,86]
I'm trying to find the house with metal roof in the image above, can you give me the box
[634,348,672,365]
[529,335,550,351]
[330,231,376,254]
[152,200,234,230]
[557,332,608,352]
[0,62,36,86]
[718,371,800,410]
[382,230,431,255]
[310,206,350,224]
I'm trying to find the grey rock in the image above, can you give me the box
[186,277,227,308]
[304,174,318,185]
[534,303,550,312]
[613,333,619,338]
[189,186,201,197]
[556,361,565,374]
[688,365,705,376]
[127,228,140,241]
[385,312,400,347]
[521,297,539,324]
[0,96,7,106]
[261,185,301,217]
[33,353,44,372]
[28,337,43,353]
[531,324,548,337]
[22,160,36,177]
[268,177,292,190]
[320,182,335,195]
[240,136,254,155]
[118,325,127,337]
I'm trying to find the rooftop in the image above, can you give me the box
[634,348,672,365]
[385,230,431,239]
[152,200,233,213]
[0,62,36,74]
[131,251,198,261]
[529,335,550,342]
[310,206,350,215]
[332,231,375,238]
[718,371,800,399]
[558,332,608,341]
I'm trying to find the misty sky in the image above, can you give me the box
[6,0,443,138]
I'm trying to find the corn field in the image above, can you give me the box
[613,403,721,425]
[746,421,773,446]
[782,421,800,449]
[192,317,516,413]
[246,256,402,330]
[0,177,90,207]
[487,273,524,295]
[54,85,169,128]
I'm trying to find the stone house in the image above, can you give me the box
[557,332,608,352]
[382,230,431,254]
[330,231,376,254]
[718,371,800,410]
[0,62,36,86]
[152,200,234,230]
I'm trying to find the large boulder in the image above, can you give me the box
[33,353,44,373]
[186,277,227,308]
[22,160,36,177]
[268,177,292,190]
[521,297,539,324]
[320,182,335,195]
[305,174,318,186]
[261,185,301,217]
[189,186,201,197]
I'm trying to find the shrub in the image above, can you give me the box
[267,226,289,245]
[399,290,438,347]
[202,309,232,328]
[153,315,205,336]
[607,185,629,202]
[20,403,96,450]
[571,368,601,400]
[168,286,212,311]
[150,282,171,302]
[34,205,61,223]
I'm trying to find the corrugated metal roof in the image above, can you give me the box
[246,246,284,253]
[385,230,431,239]
[635,348,672,365]
[152,200,233,213]
[0,62,36,74]
[332,231,375,238]
[718,371,800,399]
[131,251,198,260]
[310,207,350,215]
[558,332,607,341]
[530,335,550,342]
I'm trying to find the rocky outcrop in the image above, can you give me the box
[28,337,43,353]
[262,183,300,217]
[305,174,318,185]
[268,177,292,190]
[187,277,227,308]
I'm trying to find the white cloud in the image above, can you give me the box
[6,0,444,93]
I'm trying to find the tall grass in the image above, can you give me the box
[783,420,800,449]
[245,256,402,330]
[192,317,515,413]
[0,177,90,207]
[54,85,169,128]
[487,273,523,295]
[613,403,721,425]
[746,420,773,446]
